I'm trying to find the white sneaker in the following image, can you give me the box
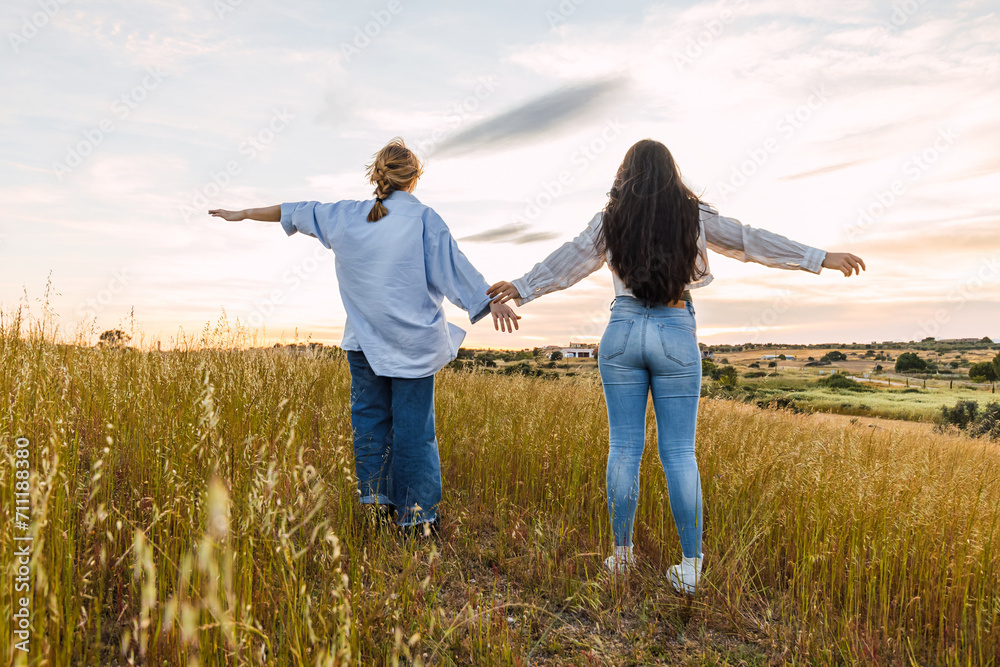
[604,549,635,575]
[667,555,703,594]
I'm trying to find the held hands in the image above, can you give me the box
[487,280,521,304]
[822,252,867,277]
[208,209,247,222]
[490,301,521,333]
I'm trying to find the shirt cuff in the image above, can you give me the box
[469,300,490,324]
[803,246,827,274]
[469,288,493,324]
[511,277,535,307]
[279,202,297,237]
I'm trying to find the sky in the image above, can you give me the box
[2,0,998,350]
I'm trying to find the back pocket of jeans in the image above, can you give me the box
[599,320,633,360]
[658,323,699,366]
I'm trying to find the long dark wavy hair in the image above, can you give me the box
[598,139,707,305]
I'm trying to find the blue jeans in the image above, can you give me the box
[347,350,440,526]
[598,296,703,558]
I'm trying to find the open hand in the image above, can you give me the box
[487,280,520,304]
[208,209,247,222]
[490,301,521,333]
[822,252,866,277]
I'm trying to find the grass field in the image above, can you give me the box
[3,311,1000,665]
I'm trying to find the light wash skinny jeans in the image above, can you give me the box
[598,296,702,558]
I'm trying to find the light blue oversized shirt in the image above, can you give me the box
[279,190,492,378]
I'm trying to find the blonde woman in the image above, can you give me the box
[488,139,865,592]
[210,138,520,532]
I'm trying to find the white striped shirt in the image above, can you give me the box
[510,204,827,306]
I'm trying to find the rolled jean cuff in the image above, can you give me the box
[360,494,392,505]
[398,512,437,528]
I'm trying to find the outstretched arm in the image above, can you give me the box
[704,209,865,277]
[424,211,522,333]
[488,213,606,306]
[208,205,281,222]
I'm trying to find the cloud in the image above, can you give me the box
[856,219,1000,257]
[779,158,872,181]
[434,77,628,157]
[460,222,559,245]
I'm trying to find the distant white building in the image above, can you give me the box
[550,342,597,359]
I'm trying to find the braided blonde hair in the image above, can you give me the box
[365,138,423,222]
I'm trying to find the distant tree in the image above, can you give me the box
[940,400,979,430]
[98,329,130,348]
[821,350,847,362]
[778,354,786,360]
[950,361,960,369]
[970,402,1000,440]
[475,352,497,368]
[456,348,474,360]
[550,350,563,361]
[500,362,539,377]
[748,361,760,369]
[767,361,777,368]
[969,362,998,383]
[715,365,738,388]
[818,373,868,391]
[895,352,929,373]
[993,351,1000,377]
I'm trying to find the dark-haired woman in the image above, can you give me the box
[488,139,864,593]
[210,138,521,532]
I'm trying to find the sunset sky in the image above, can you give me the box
[2,0,998,349]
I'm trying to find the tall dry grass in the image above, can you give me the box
[1,306,998,665]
